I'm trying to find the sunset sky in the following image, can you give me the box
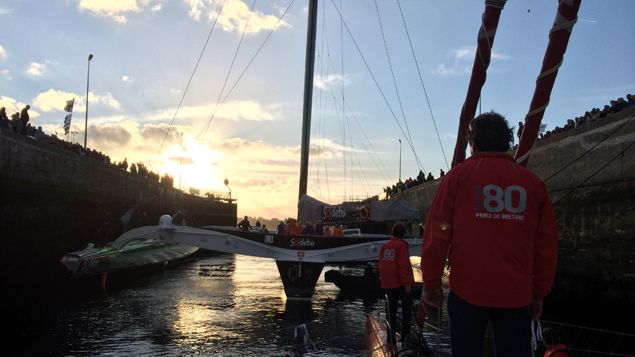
[1,0,633,219]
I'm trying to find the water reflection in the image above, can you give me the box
[8,253,447,356]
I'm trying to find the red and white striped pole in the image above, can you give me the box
[515,0,582,167]
[451,0,507,168]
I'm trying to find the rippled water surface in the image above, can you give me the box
[9,253,446,356]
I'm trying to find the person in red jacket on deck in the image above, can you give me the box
[379,222,415,345]
[420,111,559,357]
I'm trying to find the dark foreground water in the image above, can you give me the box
[5,253,449,356]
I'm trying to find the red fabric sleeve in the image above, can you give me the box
[532,181,559,300]
[421,172,456,290]
[398,241,415,287]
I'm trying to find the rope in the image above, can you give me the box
[196,0,296,140]
[531,319,543,351]
[550,17,577,34]
[329,0,427,176]
[294,323,318,351]
[158,0,227,154]
[544,115,635,183]
[341,0,347,199]
[396,0,449,170]
[553,139,635,205]
[198,0,257,139]
[373,0,424,172]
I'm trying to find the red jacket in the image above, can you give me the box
[421,152,558,307]
[379,237,415,289]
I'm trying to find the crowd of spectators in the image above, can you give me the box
[1,104,175,188]
[384,169,445,199]
[277,218,345,236]
[537,93,634,139]
[384,93,634,200]
[239,216,345,237]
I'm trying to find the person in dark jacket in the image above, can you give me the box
[20,105,30,134]
[379,222,415,344]
[238,216,252,231]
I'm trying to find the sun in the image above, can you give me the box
[159,136,224,193]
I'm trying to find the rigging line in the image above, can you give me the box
[323,7,333,203]
[198,0,257,139]
[314,0,328,198]
[350,118,391,183]
[330,0,427,176]
[553,139,635,206]
[543,115,635,183]
[198,0,296,139]
[346,122,374,196]
[396,0,449,170]
[346,102,392,182]
[321,51,393,181]
[325,81,391,185]
[373,0,423,171]
[340,0,347,199]
[158,0,228,154]
[344,114,362,195]
[322,52,392,183]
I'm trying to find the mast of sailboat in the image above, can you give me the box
[451,0,507,168]
[515,0,582,167]
[298,0,319,202]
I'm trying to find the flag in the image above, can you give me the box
[63,98,74,135]
[64,98,75,112]
[64,114,72,135]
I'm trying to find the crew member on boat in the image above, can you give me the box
[238,216,252,231]
[420,112,559,357]
[379,222,415,345]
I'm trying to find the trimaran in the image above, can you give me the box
[90,0,581,303]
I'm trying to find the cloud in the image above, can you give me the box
[1,69,10,80]
[88,124,133,146]
[32,89,122,112]
[75,0,164,23]
[314,74,351,90]
[144,100,276,123]
[0,7,11,16]
[0,45,6,60]
[433,46,510,76]
[140,123,181,142]
[122,75,131,82]
[0,96,29,114]
[26,62,47,77]
[185,0,290,34]
[579,18,599,24]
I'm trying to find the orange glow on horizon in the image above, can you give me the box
[159,136,225,193]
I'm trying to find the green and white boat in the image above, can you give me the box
[60,225,198,278]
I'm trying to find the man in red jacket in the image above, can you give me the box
[379,222,415,345]
[420,112,558,356]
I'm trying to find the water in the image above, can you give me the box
[7,253,448,356]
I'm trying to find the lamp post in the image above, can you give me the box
[84,53,93,149]
[398,139,402,182]
[224,177,232,200]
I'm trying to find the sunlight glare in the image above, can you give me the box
[159,136,224,193]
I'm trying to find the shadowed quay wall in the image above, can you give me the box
[0,130,236,289]
[398,107,635,331]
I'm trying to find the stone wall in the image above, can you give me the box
[0,129,237,288]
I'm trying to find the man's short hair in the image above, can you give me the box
[468,111,513,152]
[392,222,406,238]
